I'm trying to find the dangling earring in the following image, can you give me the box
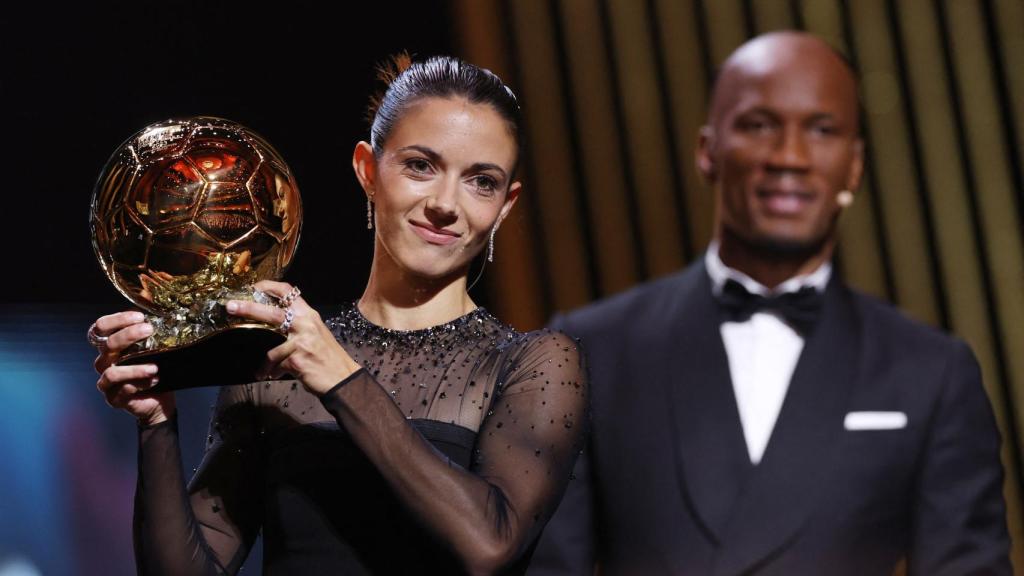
[837,190,854,208]
[366,197,374,229]
[487,226,496,262]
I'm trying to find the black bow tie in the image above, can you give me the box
[717,279,824,334]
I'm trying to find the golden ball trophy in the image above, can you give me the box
[90,116,302,390]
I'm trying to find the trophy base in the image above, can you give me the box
[119,324,286,392]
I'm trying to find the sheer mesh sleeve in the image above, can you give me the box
[133,385,263,575]
[318,329,588,574]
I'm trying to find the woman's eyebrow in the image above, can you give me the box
[467,163,507,179]
[397,145,508,179]
[396,145,442,163]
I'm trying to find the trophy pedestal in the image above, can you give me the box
[119,325,286,391]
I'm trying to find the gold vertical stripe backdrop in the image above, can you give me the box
[455,0,1024,570]
[557,0,639,295]
[849,0,942,326]
[653,0,714,255]
[509,0,593,313]
[605,0,688,276]
[751,0,795,31]
[993,0,1024,185]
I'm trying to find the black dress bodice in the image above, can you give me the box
[134,304,588,575]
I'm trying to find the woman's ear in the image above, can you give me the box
[352,141,377,197]
[497,181,521,225]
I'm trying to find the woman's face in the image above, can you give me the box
[354,97,520,281]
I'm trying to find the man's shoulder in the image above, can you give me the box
[553,263,704,337]
[848,287,967,356]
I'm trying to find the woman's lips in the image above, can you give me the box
[409,220,461,245]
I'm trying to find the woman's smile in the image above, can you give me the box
[409,219,462,245]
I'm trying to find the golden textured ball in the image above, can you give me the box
[90,117,302,313]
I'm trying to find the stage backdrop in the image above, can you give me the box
[455,0,1024,572]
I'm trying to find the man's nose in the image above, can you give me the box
[767,125,812,171]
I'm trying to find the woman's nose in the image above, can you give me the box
[424,180,458,224]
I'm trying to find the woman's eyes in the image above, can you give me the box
[470,175,499,194]
[403,158,433,173]
[401,158,501,194]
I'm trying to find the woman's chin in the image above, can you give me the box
[397,259,472,285]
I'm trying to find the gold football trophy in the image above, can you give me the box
[90,116,302,390]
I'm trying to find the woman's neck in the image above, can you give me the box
[358,251,477,331]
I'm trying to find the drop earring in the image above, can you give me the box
[487,226,496,262]
[366,197,374,229]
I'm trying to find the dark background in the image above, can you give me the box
[0,2,456,574]
[2,0,463,309]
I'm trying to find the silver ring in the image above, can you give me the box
[87,322,109,350]
[280,286,301,308]
[279,307,295,333]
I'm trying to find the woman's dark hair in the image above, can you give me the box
[367,54,523,174]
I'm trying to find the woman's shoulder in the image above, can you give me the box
[500,327,586,380]
[512,327,581,353]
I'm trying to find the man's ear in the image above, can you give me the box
[696,125,717,183]
[846,137,865,193]
[352,141,377,197]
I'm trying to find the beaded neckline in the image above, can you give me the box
[350,303,494,334]
[326,302,514,351]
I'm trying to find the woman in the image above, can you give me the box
[90,55,587,575]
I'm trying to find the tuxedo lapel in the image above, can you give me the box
[664,262,753,544]
[714,278,862,576]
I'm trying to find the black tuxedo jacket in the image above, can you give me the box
[529,261,1010,576]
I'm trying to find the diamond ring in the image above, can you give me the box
[280,286,301,308]
[279,307,295,333]
[87,322,109,350]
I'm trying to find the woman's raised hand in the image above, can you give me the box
[226,281,362,395]
[90,311,176,426]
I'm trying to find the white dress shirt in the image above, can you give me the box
[704,242,832,464]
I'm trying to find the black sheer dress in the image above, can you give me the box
[133,304,588,575]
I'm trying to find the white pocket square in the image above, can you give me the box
[844,411,907,431]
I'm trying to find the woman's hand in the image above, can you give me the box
[91,311,176,426]
[226,281,362,395]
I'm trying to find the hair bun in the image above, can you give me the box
[366,52,414,125]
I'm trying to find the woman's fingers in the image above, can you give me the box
[98,364,158,389]
[97,364,159,406]
[227,299,289,326]
[266,338,297,365]
[91,311,150,373]
[94,311,146,336]
[94,322,153,374]
[253,280,308,310]
[253,280,293,296]
[105,322,154,354]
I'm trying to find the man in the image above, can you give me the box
[529,31,1011,575]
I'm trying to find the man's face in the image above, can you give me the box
[699,39,863,254]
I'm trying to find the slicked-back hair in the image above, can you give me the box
[367,54,523,176]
